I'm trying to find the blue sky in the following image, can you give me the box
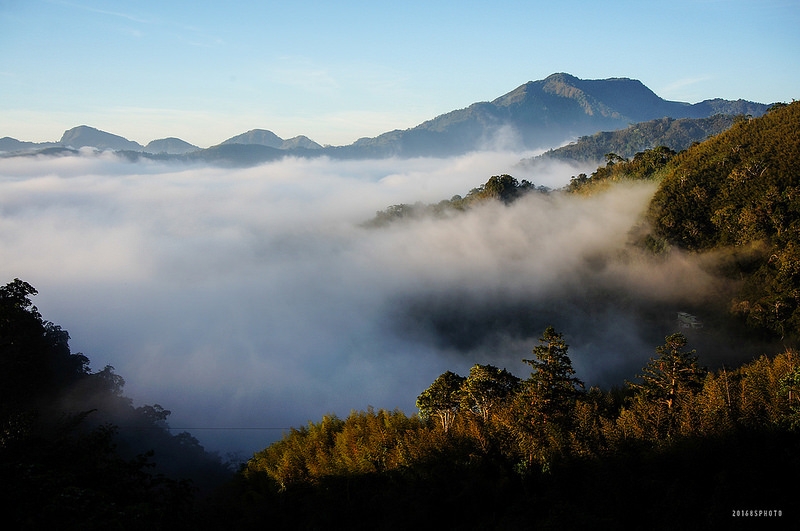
[2,0,798,147]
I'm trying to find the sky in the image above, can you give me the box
[1,0,798,148]
[0,0,795,459]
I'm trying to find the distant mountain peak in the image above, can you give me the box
[220,129,284,148]
[2,73,771,164]
[144,137,199,155]
[280,135,322,150]
[220,129,322,150]
[343,73,770,158]
[59,125,143,151]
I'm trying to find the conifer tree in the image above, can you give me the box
[629,332,706,438]
[513,327,584,470]
[521,326,584,422]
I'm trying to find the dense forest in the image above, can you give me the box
[647,102,800,340]
[215,102,800,528]
[0,279,233,529]
[526,114,743,166]
[3,102,800,529]
[213,330,799,529]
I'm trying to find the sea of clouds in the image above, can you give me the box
[0,150,764,456]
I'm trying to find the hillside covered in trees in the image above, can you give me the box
[4,277,798,529]
[208,330,800,529]
[199,102,800,528]
[3,102,799,529]
[647,102,800,340]
[524,114,743,168]
[0,280,233,529]
[372,102,800,342]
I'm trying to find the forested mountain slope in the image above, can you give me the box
[333,73,769,158]
[647,102,800,338]
[525,114,741,168]
[0,280,232,529]
[199,104,800,529]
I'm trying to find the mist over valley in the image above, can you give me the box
[4,0,798,522]
[0,75,787,458]
[0,142,780,456]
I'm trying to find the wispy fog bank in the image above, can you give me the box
[0,151,769,455]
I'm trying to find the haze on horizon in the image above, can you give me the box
[2,0,798,147]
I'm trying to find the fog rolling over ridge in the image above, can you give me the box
[0,151,769,455]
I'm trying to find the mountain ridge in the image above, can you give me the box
[59,125,144,151]
[219,129,322,150]
[522,114,745,169]
[328,73,769,158]
[144,137,200,155]
[0,73,774,163]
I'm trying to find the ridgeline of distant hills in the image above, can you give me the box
[1,73,774,166]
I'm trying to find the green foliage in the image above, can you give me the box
[364,174,546,227]
[647,101,800,338]
[512,327,586,470]
[521,326,585,421]
[0,279,91,415]
[779,364,800,430]
[415,371,465,432]
[245,408,431,490]
[625,333,707,439]
[565,145,677,194]
[460,364,520,421]
[219,331,800,529]
[532,114,741,165]
[245,331,798,491]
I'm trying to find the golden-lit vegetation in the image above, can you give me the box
[217,329,800,529]
[648,102,800,337]
[5,102,800,529]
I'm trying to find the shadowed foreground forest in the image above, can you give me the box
[210,329,800,529]
[3,102,800,529]
[0,279,233,529]
[3,279,798,529]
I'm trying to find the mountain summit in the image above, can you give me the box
[2,74,772,163]
[59,125,144,151]
[336,73,769,158]
[220,129,322,150]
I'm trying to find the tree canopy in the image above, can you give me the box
[0,279,231,529]
[647,101,800,338]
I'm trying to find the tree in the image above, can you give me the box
[604,152,627,166]
[512,327,584,470]
[777,355,800,429]
[482,174,521,204]
[628,333,706,438]
[416,371,465,433]
[0,279,203,528]
[460,364,520,422]
[521,326,585,422]
[632,333,705,410]
[0,279,90,417]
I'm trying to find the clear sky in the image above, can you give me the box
[1,0,798,148]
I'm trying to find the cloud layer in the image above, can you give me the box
[0,151,769,455]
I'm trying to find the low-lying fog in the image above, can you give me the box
[0,150,769,456]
